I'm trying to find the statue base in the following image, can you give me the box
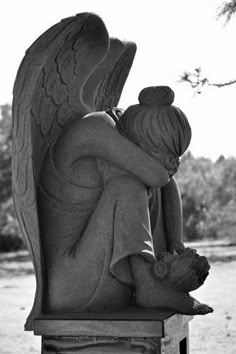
[33,306,192,353]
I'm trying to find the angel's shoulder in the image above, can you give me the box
[81,111,116,128]
[53,111,117,169]
[60,112,115,141]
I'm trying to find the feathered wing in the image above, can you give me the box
[83,37,136,110]
[12,13,136,330]
[12,13,108,330]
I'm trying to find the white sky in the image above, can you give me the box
[1,0,236,159]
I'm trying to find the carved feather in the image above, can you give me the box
[12,13,136,330]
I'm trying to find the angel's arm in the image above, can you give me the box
[161,176,184,252]
[54,113,170,188]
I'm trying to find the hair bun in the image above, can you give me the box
[138,86,174,106]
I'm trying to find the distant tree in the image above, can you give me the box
[176,152,236,241]
[214,157,236,205]
[0,104,23,251]
[176,152,215,240]
[217,0,236,24]
[180,1,236,93]
[0,104,12,202]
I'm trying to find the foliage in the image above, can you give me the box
[0,104,24,252]
[176,152,236,241]
[217,0,236,24]
[0,104,12,202]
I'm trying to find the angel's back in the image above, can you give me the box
[37,122,107,311]
[38,141,103,257]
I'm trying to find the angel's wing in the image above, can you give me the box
[12,13,136,330]
[83,37,136,111]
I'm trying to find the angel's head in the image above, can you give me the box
[153,248,210,293]
[118,86,191,176]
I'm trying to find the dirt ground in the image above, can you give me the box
[0,249,236,353]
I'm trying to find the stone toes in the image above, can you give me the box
[196,303,213,315]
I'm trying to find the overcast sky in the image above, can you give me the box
[1,0,236,159]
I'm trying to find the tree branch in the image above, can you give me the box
[217,0,236,24]
[209,79,236,87]
[179,67,236,93]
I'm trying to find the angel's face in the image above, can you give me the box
[138,142,180,177]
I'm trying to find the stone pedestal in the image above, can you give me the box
[33,306,192,353]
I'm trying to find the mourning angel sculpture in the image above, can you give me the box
[12,13,213,330]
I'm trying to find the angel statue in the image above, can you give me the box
[12,13,213,331]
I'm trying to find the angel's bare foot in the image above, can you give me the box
[130,255,213,315]
[192,298,213,315]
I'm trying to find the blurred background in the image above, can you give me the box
[0,0,236,353]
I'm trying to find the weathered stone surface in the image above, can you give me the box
[36,309,192,353]
[12,15,212,354]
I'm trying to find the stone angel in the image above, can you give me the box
[12,13,213,331]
